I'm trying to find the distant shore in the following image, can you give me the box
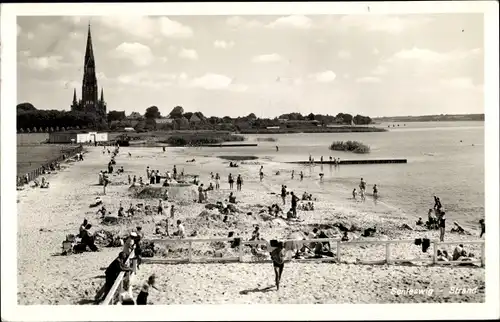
[238,126,387,134]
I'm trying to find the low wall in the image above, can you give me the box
[17,133,49,145]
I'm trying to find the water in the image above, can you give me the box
[196,121,485,229]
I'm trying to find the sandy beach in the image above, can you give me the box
[17,146,485,304]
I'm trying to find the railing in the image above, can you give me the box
[17,145,83,186]
[142,237,485,267]
[101,249,137,305]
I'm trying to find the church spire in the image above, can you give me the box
[100,88,104,101]
[72,88,77,103]
[84,22,95,67]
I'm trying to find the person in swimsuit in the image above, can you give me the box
[236,175,243,191]
[479,219,485,238]
[281,185,287,205]
[259,171,264,182]
[228,173,234,190]
[300,171,304,181]
[352,188,357,200]
[157,200,164,215]
[270,241,286,291]
[438,211,446,242]
[136,274,158,305]
[373,184,378,198]
[215,173,221,190]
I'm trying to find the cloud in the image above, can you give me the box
[114,71,177,89]
[356,76,381,83]
[252,53,283,63]
[158,17,194,38]
[62,16,84,25]
[214,40,235,49]
[188,73,247,92]
[114,42,154,67]
[373,48,380,55]
[439,77,481,90]
[267,15,312,29]
[26,55,66,71]
[371,65,388,75]
[226,16,263,29]
[309,71,337,83]
[178,48,198,60]
[339,15,432,34]
[388,47,481,63]
[98,16,193,39]
[338,50,351,59]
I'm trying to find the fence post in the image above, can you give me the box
[336,241,341,263]
[433,241,438,265]
[385,242,391,264]
[481,242,485,267]
[238,241,244,262]
[188,241,193,262]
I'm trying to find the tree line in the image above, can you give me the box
[17,102,373,133]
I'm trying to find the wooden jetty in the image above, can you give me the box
[288,159,407,165]
[202,143,258,147]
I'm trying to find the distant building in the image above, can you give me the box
[189,114,202,124]
[124,127,135,132]
[155,118,174,124]
[266,126,280,130]
[49,131,108,144]
[70,24,107,121]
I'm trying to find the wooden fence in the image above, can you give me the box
[101,238,484,305]
[141,237,485,267]
[17,145,83,186]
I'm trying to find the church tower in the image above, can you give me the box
[71,23,107,120]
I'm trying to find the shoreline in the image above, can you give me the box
[16,146,485,304]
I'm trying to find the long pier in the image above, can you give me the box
[288,159,407,165]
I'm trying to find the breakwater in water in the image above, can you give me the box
[288,159,408,165]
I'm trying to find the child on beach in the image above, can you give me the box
[236,175,243,191]
[136,275,159,305]
[215,173,220,190]
[270,241,286,291]
[352,188,357,200]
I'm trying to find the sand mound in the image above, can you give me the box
[130,185,197,202]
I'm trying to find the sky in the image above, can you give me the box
[16,14,484,118]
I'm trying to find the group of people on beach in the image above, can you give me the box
[352,178,378,201]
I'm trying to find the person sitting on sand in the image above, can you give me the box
[174,220,186,238]
[95,251,132,303]
[118,205,126,217]
[207,182,214,191]
[40,178,50,189]
[270,241,286,291]
[127,203,136,216]
[479,219,485,238]
[250,226,261,241]
[341,231,349,242]
[436,249,448,262]
[228,192,237,204]
[97,205,108,217]
[193,176,200,185]
[452,244,467,261]
[136,274,159,305]
[117,166,124,174]
[416,217,424,226]
[138,176,143,185]
[79,219,88,238]
[81,224,98,252]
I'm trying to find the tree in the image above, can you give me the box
[307,113,315,121]
[145,118,157,131]
[145,106,161,119]
[32,127,37,133]
[19,128,24,133]
[26,128,31,133]
[169,106,184,119]
[17,102,37,112]
[183,112,193,120]
[129,112,143,119]
[247,113,257,120]
[107,110,126,123]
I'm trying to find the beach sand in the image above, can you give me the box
[17,146,485,304]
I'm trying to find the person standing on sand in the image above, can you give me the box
[281,185,287,205]
[438,211,446,242]
[290,192,298,218]
[300,171,304,181]
[259,170,264,182]
[136,275,159,305]
[215,173,221,190]
[146,166,150,180]
[228,173,234,190]
[134,227,144,270]
[173,165,177,180]
[95,251,131,303]
[373,184,378,198]
[479,219,485,237]
[157,200,164,215]
[128,175,131,185]
[270,241,286,291]
[276,146,279,152]
[236,174,243,191]
[352,188,357,200]
[291,170,294,179]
